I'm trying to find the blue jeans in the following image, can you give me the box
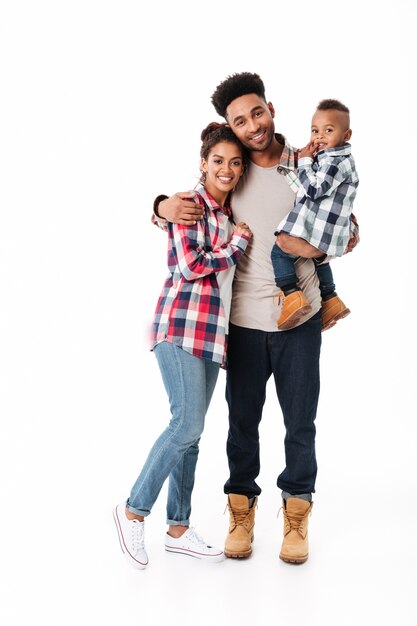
[127,341,220,525]
[271,242,336,299]
[271,242,298,288]
[224,314,322,498]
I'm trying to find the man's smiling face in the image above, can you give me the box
[226,93,276,153]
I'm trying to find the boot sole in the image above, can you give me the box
[279,554,308,564]
[278,305,312,330]
[322,308,351,330]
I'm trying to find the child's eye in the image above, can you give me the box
[311,129,318,134]
[326,128,333,133]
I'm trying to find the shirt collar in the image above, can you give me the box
[196,185,232,217]
[316,143,352,160]
[276,133,297,171]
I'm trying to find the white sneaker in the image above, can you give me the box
[113,502,148,569]
[165,527,224,562]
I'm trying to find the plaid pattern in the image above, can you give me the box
[274,133,300,193]
[277,144,359,256]
[151,186,249,366]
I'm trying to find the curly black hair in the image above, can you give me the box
[317,99,350,114]
[211,72,266,119]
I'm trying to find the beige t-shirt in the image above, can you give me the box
[230,161,321,332]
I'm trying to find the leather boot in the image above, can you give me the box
[279,497,313,564]
[277,290,312,330]
[321,295,350,331]
[224,494,257,558]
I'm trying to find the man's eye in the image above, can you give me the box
[235,120,244,127]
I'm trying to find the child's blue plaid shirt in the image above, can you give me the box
[277,143,359,256]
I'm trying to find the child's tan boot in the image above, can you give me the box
[277,290,312,330]
[321,295,350,331]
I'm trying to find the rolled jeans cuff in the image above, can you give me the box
[281,491,312,502]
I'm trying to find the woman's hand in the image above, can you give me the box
[234,222,252,238]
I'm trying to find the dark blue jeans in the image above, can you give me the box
[224,314,322,498]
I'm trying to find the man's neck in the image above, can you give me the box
[249,135,283,168]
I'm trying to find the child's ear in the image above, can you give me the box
[344,129,352,142]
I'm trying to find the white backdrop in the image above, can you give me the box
[1,1,416,625]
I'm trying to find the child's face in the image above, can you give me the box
[310,109,352,150]
[201,141,244,197]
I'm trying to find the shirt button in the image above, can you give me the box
[277,167,283,173]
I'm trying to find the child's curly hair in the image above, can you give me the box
[317,99,350,114]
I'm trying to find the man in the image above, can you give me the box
[154,73,357,564]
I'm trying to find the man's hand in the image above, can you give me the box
[276,232,323,258]
[345,213,360,254]
[158,192,204,225]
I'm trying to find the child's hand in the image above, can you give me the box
[299,141,317,159]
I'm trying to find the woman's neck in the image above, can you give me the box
[203,183,228,208]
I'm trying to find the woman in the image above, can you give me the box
[113,123,252,568]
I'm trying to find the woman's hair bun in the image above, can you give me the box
[200,122,227,142]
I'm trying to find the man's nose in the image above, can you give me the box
[247,118,260,133]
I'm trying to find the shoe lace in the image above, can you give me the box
[131,519,145,552]
[231,510,251,525]
[225,501,257,526]
[186,527,210,548]
[283,506,313,532]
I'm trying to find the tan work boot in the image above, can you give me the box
[224,494,257,558]
[279,497,313,564]
[321,295,350,331]
[277,290,312,330]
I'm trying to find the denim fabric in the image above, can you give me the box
[224,314,322,498]
[127,341,219,525]
[281,491,312,503]
[314,261,336,300]
[271,243,299,288]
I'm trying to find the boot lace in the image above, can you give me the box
[225,501,257,527]
[280,505,312,532]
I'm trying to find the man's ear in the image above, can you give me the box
[267,102,275,118]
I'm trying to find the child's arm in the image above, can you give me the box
[297,155,351,201]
